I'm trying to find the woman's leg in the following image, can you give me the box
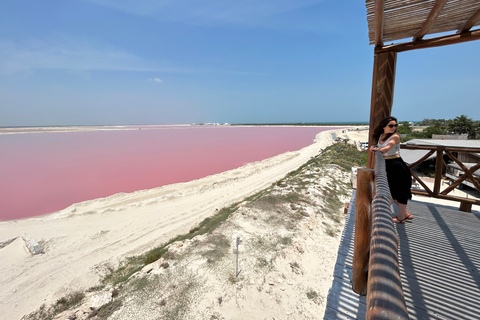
[393,200,412,221]
[394,200,406,220]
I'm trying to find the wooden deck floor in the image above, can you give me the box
[324,191,480,320]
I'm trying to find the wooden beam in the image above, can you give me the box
[457,8,480,33]
[374,0,385,47]
[411,170,433,196]
[352,168,375,295]
[413,0,448,41]
[407,149,435,170]
[367,51,397,168]
[375,29,480,54]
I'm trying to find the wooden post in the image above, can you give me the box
[367,51,397,169]
[460,201,472,212]
[352,168,375,295]
[433,148,444,195]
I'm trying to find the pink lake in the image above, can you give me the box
[0,126,339,221]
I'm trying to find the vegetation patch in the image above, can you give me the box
[101,256,145,287]
[102,201,245,286]
[399,115,480,141]
[306,289,319,300]
[87,299,123,319]
[22,291,86,320]
[199,234,231,264]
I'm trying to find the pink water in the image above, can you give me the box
[0,126,338,221]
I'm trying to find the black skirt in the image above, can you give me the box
[385,157,412,205]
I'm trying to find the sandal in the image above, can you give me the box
[393,216,406,224]
[406,212,413,220]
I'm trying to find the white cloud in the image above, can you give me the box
[0,36,159,74]
[149,77,163,83]
[0,36,261,76]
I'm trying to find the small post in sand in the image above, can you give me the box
[236,237,241,277]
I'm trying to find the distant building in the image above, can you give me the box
[359,141,369,151]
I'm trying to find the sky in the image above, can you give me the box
[0,0,479,126]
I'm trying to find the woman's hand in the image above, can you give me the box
[370,145,379,152]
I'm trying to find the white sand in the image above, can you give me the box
[0,127,367,320]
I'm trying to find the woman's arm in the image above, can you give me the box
[370,134,400,153]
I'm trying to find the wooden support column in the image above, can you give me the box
[367,51,397,169]
[460,202,472,212]
[433,148,445,194]
[352,168,375,295]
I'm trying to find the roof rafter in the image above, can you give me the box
[413,0,448,41]
[458,7,480,33]
[374,0,385,47]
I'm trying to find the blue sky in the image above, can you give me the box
[1,0,479,126]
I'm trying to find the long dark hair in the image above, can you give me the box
[372,116,398,143]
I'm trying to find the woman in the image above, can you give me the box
[370,116,413,223]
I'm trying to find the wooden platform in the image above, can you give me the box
[324,191,480,319]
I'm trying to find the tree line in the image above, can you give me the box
[398,115,480,141]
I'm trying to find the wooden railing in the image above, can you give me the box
[352,152,409,319]
[401,144,480,212]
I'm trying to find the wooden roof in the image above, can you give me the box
[366,0,480,53]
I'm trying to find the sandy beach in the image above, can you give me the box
[0,127,368,320]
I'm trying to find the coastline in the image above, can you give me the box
[0,123,353,136]
[0,124,192,135]
[0,124,343,221]
[0,127,368,319]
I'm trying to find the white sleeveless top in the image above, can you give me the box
[377,135,400,157]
